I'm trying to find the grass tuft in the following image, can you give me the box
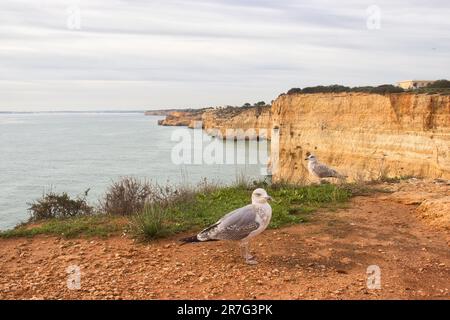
[131,204,172,240]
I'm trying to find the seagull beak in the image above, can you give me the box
[265,195,273,201]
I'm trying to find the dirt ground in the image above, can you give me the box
[1,182,449,300]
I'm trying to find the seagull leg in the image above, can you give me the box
[239,241,246,259]
[240,240,257,265]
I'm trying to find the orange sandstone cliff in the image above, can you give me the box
[271,92,450,182]
[202,106,271,139]
[157,106,272,139]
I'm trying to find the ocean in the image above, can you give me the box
[0,112,269,230]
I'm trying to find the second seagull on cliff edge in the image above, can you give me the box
[305,152,347,182]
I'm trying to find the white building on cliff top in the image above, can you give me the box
[396,80,435,90]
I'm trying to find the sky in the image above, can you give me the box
[0,0,449,111]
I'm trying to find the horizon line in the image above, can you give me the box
[0,109,193,114]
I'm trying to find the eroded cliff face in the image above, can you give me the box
[202,106,271,139]
[157,109,207,127]
[271,92,450,182]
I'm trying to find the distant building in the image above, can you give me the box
[396,80,435,90]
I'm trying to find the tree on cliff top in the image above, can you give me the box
[286,84,405,95]
[368,84,404,94]
[427,79,450,88]
[287,88,302,95]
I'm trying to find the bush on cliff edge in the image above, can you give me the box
[27,190,93,221]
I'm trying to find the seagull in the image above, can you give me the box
[305,152,347,181]
[180,188,273,265]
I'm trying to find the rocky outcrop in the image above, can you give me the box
[156,105,272,139]
[271,92,450,182]
[379,178,450,230]
[144,110,174,116]
[416,196,450,230]
[157,109,209,126]
[202,106,271,139]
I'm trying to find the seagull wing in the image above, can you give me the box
[197,205,260,241]
[314,163,341,178]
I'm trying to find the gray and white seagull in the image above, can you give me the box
[180,188,273,265]
[305,152,347,181]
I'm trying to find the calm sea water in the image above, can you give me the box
[0,113,269,230]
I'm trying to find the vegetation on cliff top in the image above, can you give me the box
[414,79,450,95]
[286,84,404,95]
[27,190,93,221]
[286,80,450,96]
[426,79,450,88]
[0,177,352,240]
[212,103,271,118]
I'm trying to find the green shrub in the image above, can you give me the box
[254,101,267,106]
[368,84,404,94]
[287,88,302,95]
[426,79,450,88]
[301,84,351,94]
[99,177,154,216]
[28,190,93,221]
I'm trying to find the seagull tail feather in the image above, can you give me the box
[179,235,201,245]
[179,234,218,246]
[179,222,220,245]
[333,171,347,179]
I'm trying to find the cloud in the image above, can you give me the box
[0,0,449,110]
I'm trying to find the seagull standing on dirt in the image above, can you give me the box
[305,153,347,181]
[180,188,273,265]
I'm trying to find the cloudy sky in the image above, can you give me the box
[0,0,449,111]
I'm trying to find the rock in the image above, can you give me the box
[158,109,208,127]
[387,191,438,205]
[416,196,450,229]
[340,257,352,264]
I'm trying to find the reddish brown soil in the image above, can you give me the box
[1,192,449,300]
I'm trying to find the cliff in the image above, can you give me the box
[157,109,210,127]
[271,92,450,182]
[156,105,272,139]
[202,106,271,139]
[145,109,180,116]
